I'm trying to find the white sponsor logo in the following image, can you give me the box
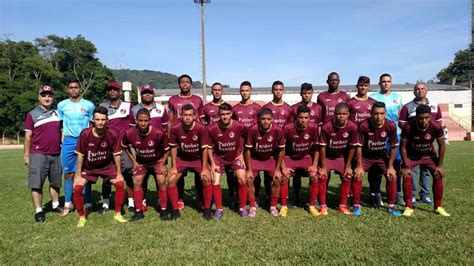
[88,143,95,147]
[181,136,187,139]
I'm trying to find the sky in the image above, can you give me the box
[0,0,471,87]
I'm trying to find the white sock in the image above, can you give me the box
[85,203,92,208]
[65,201,72,208]
[52,201,59,209]
[143,199,147,206]
[128,198,134,207]
[35,207,43,213]
[102,198,110,209]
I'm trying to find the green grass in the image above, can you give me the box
[0,142,473,264]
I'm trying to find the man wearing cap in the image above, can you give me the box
[57,80,95,216]
[98,82,135,213]
[24,85,62,222]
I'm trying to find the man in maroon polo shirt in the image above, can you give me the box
[122,108,171,221]
[317,72,350,123]
[244,108,285,217]
[203,82,225,125]
[24,85,62,222]
[207,103,247,219]
[279,105,319,217]
[73,106,127,228]
[318,103,360,216]
[169,104,210,219]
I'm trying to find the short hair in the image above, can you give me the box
[379,73,392,81]
[327,72,339,80]
[371,101,386,112]
[272,80,284,90]
[357,76,370,85]
[296,105,311,116]
[335,102,349,112]
[414,82,427,90]
[93,106,108,117]
[211,82,223,89]
[178,74,193,84]
[300,82,313,93]
[416,104,432,115]
[181,103,195,114]
[240,81,252,88]
[136,108,150,118]
[258,108,273,119]
[67,80,81,86]
[218,102,232,112]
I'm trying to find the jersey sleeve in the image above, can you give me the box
[319,126,329,145]
[435,105,443,122]
[350,125,362,146]
[121,130,130,147]
[24,113,33,132]
[244,129,254,148]
[161,109,169,125]
[277,128,285,148]
[57,102,64,121]
[168,98,175,113]
[87,101,95,122]
[434,123,444,139]
[112,133,122,155]
[74,131,85,155]
[400,124,410,140]
[399,105,408,123]
[168,127,178,147]
[388,122,399,147]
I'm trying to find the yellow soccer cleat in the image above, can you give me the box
[279,206,288,217]
[309,206,320,217]
[77,217,87,228]
[435,207,451,217]
[114,213,128,223]
[402,207,414,217]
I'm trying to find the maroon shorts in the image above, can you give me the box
[176,157,203,174]
[133,160,165,177]
[362,158,387,175]
[325,157,345,176]
[407,156,438,174]
[213,155,245,174]
[82,163,117,184]
[250,157,275,178]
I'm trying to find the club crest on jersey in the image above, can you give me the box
[343,132,349,138]
[236,160,242,166]
[267,136,273,142]
[192,135,198,141]
[229,132,235,138]
[381,131,387,138]
[249,110,254,115]
[337,98,343,103]
[367,104,372,110]
[310,111,314,116]
[80,107,87,113]
[120,108,126,114]
[280,110,285,115]
[148,140,154,146]
[424,133,431,140]
[304,133,310,140]
[393,100,399,105]
[156,108,162,115]
[100,141,108,148]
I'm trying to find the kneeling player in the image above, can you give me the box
[354,102,401,217]
[400,105,449,217]
[244,108,285,217]
[122,109,171,221]
[279,105,319,217]
[73,106,127,227]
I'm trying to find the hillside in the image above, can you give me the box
[112,69,202,90]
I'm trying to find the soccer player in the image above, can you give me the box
[279,105,319,217]
[346,76,377,125]
[244,108,285,217]
[122,108,171,221]
[354,102,401,217]
[203,82,225,125]
[73,106,127,227]
[370,73,404,206]
[57,80,95,216]
[400,105,450,217]
[399,82,442,205]
[262,81,291,128]
[207,103,247,219]
[169,104,210,219]
[24,85,62,222]
[317,72,349,123]
[232,81,262,128]
[98,81,134,214]
[318,103,360,215]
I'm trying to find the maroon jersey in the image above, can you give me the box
[282,122,319,160]
[317,91,350,123]
[346,97,377,125]
[169,122,208,161]
[288,102,322,126]
[232,102,262,128]
[401,120,444,160]
[359,119,398,159]
[168,94,204,124]
[202,101,222,125]
[245,124,285,161]
[75,128,121,170]
[262,101,292,128]
[319,120,360,159]
[100,100,134,139]
[208,120,245,162]
[24,107,61,154]
[122,126,168,166]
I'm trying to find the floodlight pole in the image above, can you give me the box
[195,0,209,103]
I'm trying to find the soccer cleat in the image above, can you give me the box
[128,206,135,213]
[213,209,224,220]
[287,200,297,209]
[421,197,433,205]
[203,208,213,220]
[113,213,128,223]
[402,207,414,217]
[178,200,185,211]
[248,207,257,218]
[98,207,109,215]
[34,212,45,223]
[131,211,145,222]
[279,206,288,217]
[239,208,249,218]
[319,206,328,216]
[397,194,405,206]
[309,206,320,217]
[160,210,170,221]
[170,210,181,220]
[352,205,362,216]
[387,206,401,217]
[51,206,63,213]
[77,217,87,228]
[375,193,384,207]
[270,207,279,217]
[59,205,74,217]
[368,193,376,208]
[338,206,352,215]
[435,207,451,217]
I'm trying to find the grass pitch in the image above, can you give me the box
[0,142,473,264]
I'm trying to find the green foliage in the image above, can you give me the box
[112,69,203,90]
[437,46,471,85]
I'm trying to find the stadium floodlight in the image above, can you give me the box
[194,0,210,103]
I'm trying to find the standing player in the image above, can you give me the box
[317,72,349,123]
[244,108,285,217]
[207,103,247,219]
[400,105,450,217]
[262,81,291,128]
[99,81,134,214]
[57,80,95,216]
[279,105,319,217]
[24,85,62,222]
[122,109,171,221]
[169,104,210,219]
[370,73,404,206]
[73,106,127,227]
[346,76,376,125]
[399,82,442,205]
[202,82,225,125]
[354,102,401,217]
[318,103,360,215]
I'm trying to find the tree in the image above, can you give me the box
[437,46,471,85]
